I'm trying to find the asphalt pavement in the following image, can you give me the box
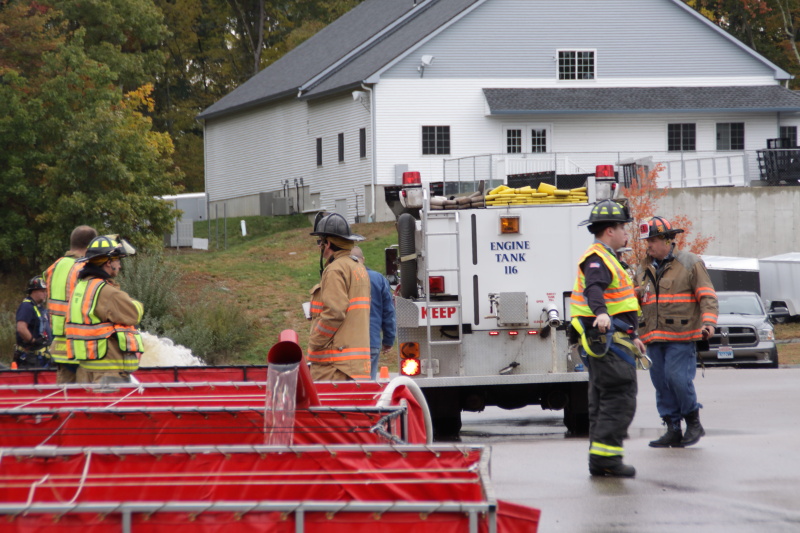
[459,367,800,533]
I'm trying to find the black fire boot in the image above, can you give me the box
[649,418,682,448]
[589,457,636,478]
[681,409,705,447]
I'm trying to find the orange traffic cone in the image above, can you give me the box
[11,361,18,370]
[379,366,390,381]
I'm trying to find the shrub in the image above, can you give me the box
[118,253,180,335]
[165,289,254,366]
[0,304,16,365]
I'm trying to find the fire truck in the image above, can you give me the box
[385,171,619,438]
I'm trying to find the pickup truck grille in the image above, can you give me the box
[709,326,758,347]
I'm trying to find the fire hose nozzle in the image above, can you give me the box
[544,303,561,327]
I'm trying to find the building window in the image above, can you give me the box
[506,129,522,153]
[668,123,696,151]
[717,122,745,150]
[422,126,450,155]
[359,128,367,158]
[779,126,797,147]
[504,125,549,154]
[316,138,322,166]
[338,133,344,162]
[558,50,595,80]
[531,128,547,153]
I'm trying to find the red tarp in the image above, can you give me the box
[0,408,405,447]
[0,383,428,445]
[0,446,543,533]
[0,366,273,385]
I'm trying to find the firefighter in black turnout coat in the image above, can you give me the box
[570,200,647,478]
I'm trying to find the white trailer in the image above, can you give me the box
[386,180,604,437]
[759,253,800,320]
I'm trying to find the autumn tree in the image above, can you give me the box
[621,164,713,267]
[0,2,180,272]
[685,0,800,86]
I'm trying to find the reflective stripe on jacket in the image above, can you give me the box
[65,278,143,366]
[45,254,83,363]
[636,249,718,344]
[308,250,371,379]
[570,242,640,318]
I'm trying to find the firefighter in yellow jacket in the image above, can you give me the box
[44,225,97,384]
[66,235,144,384]
[636,216,718,448]
[570,200,646,478]
[308,213,371,381]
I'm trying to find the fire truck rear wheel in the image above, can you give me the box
[432,415,462,441]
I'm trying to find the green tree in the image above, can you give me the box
[0,3,180,271]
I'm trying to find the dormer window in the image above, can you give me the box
[558,50,595,80]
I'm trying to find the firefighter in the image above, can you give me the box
[308,213,371,381]
[66,235,144,385]
[14,277,53,369]
[43,225,98,384]
[570,199,646,478]
[351,246,396,380]
[636,216,718,448]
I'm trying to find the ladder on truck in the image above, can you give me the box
[420,196,463,378]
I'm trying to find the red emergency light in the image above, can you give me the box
[402,171,421,185]
[595,165,614,177]
[508,331,518,336]
[527,330,539,335]
[428,276,445,294]
[488,331,500,336]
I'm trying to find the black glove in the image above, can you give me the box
[28,336,47,350]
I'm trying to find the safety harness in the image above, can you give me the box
[571,316,652,370]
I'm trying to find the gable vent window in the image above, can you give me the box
[558,50,595,80]
[668,124,696,152]
[422,126,450,155]
[717,122,745,151]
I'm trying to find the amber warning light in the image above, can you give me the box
[500,215,520,234]
[400,342,421,376]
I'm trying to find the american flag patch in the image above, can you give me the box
[588,262,601,268]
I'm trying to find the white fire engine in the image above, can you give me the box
[385,172,619,437]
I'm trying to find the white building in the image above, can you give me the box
[198,0,800,223]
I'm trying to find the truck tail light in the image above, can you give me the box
[508,330,518,336]
[488,331,500,336]
[500,215,520,234]
[400,342,421,376]
[429,276,445,294]
[527,330,539,335]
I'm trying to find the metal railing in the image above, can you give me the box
[443,150,759,189]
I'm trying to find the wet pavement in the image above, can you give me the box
[459,367,800,532]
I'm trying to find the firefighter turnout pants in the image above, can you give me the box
[584,340,638,464]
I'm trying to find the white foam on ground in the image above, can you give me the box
[139,331,205,367]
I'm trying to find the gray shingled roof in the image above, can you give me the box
[483,86,800,114]
[198,0,480,120]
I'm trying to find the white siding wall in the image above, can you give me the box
[373,79,781,185]
[384,0,777,80]
[204,95,371,221]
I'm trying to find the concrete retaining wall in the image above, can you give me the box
[655,187,800,258]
